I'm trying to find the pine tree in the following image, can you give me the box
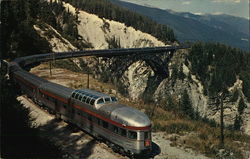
[180,90,194,119]
[165,95,175,111]
[234,115,242,130]
[238,98,247,115]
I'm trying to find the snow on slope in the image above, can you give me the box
[63,2,166,49]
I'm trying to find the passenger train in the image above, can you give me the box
[8,50,154,157]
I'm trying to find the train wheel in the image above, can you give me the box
[120,148,126,156]
[128,150,135,159]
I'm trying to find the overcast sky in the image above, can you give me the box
[119,0,249,19]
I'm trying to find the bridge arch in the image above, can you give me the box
[105,50,175,99]
[109,50,175,79]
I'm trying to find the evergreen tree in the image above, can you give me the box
[178,65,186,81]
[180,90,194,119]
[165,95,175,111]
[234,115,243,131]
[238,98,247,115]
[171,64,178,86]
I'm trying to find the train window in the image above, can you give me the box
[72,92,76,98]
[97,98,104,104]
[144,132,150,139]
[78,95,83,101]
[86,97,91,104]
[97,118,101,125]
[128,131,137,139]
[113,125,119,134]
[90,99,95,105]
[88,115,92,121]
[77,111,81,116]
[63,104,67,108]
[111,97,117,102]
[93,95,98,99]
[75,93,79,99]
[82,111,87,117]
[102,121,108,129]
[120,128,127,137]
[82,96,87,102]
[49,97,55,102]
[104,97,111,102]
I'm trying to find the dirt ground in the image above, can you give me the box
[17,64,210,159]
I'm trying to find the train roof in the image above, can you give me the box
[99,103,151,127]
[40,82,74,100]
[100,104,151,128]
[111,106,151,127]
[14,70,48,87]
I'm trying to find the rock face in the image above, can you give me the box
[63,2,165,49]
[35,2,250,135]
[123,61,154,100]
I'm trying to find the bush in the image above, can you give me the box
[164,121,195,134]
[52,59,81,72]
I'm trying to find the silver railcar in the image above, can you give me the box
[69,89,152,155]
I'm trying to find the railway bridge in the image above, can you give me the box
[11,45,188,71]
[4,45,189,83]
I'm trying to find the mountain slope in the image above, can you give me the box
[177,13,249,36]
[109,0,249,51]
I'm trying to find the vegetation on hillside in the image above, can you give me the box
[63,0,176,43]
[188,42,250,101]
[38,0,82,48]
[0,0,83,60]
[1,0,51,59]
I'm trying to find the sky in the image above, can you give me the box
[119,0,249,19]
